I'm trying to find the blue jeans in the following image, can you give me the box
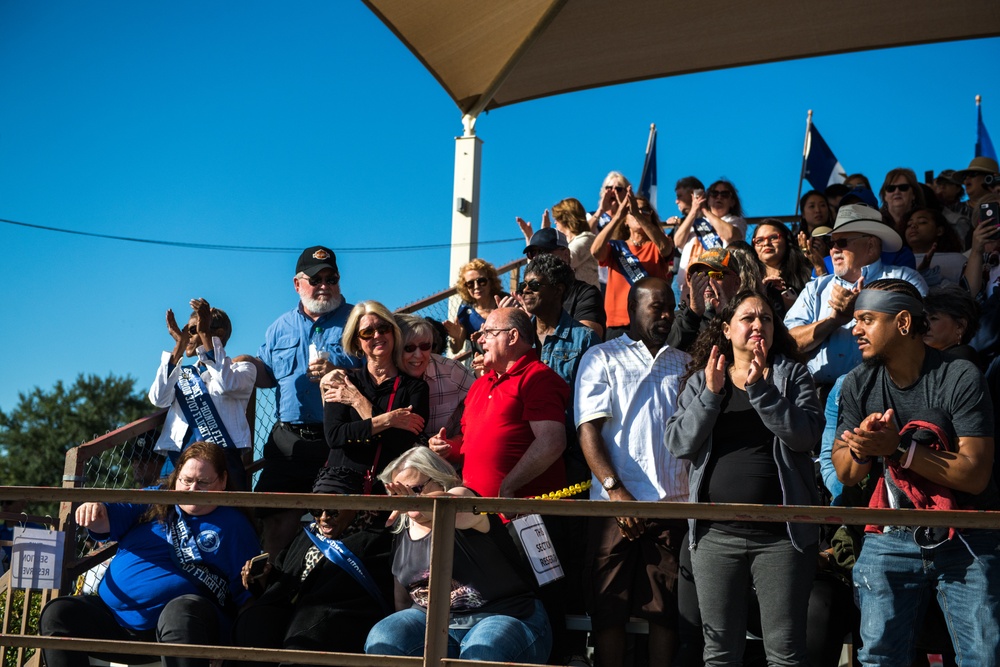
[364,599,552,664]
[853,528,1000,666]
[691,527,815,667]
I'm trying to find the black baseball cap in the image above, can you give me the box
[296,246,339,277]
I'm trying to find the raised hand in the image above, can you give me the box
[190,298,212,335]
[705,345,726,395]
[166,309,189,343]
[516,216,534,243]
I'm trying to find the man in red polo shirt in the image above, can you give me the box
[431,307,569,498]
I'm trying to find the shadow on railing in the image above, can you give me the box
[2,483,999,667]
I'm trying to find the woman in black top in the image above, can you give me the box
[322,301,429,493]
[364,446,551,664]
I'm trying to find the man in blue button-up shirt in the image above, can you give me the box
[250,245,360,558]
[786,205,927,393]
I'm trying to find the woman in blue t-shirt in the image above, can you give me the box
[40,441,261,667]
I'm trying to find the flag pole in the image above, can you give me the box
[794,110,812,217]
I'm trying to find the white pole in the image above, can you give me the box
[794,109,813,217]
[448,113,483,322]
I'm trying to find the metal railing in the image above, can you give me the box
[2,484,999,667]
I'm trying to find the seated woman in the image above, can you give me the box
[231,466,394,660]
[751,220,812,319]
[795,190,834,277]
[903,207,966,287]
[442,259,508,354]
[322,300,430,493]
[923,285,981,366]
[364,447,551,664]
[665,291,822,666]
[40,442,260,667]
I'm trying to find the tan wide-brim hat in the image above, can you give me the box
[954,156,999,181]
[830,204,902,253]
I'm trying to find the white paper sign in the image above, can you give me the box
[512,514,564,586]
[10,527,64,590]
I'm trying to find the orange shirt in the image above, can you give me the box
[600,242,672,327]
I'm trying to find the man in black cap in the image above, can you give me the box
[524,227,606,339]
[250,246,360,559]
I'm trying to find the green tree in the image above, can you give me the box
[0,374,149,488]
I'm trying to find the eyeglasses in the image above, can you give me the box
[516,279,550,294]
[830,235,871,249]
[752,234,782,246]
[357,323,393,340]
[464,277,489,290]
[310,507,338,518]
[884,183,911,193]
[177,475,219,488]
[403,341,432,353]
[474,328,513,340]
[305,274,340,287]
[708,190,732,198]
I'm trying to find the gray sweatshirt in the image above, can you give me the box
[664,354,823,551]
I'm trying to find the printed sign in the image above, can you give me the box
[10,527,64,590]
[512,514,564,586]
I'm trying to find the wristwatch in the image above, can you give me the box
[601,475,621,491]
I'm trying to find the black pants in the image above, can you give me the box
[40,593,221,667]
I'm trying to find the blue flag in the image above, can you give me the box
[804,123,846,192]
[637,125,657,210]
[977,105,997,160]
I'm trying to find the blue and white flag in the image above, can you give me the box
[637,124,657,210]
[804,123,846,191]
[977,104,996,160]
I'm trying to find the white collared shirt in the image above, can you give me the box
[574,335,690,502]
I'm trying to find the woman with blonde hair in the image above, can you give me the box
[364,447,551,663]
[322,301,429,493]
[442,258,508,354]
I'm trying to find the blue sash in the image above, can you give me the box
[607,240,649,286]
[692,217,722,251]
[304,527,390,613]
[174,365,235,449]
[165,508,231,609]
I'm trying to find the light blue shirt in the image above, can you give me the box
[538,310,601,396]
[784,260,928,384]
[258,300,360,423]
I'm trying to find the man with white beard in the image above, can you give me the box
[251,245,360,559]
[785,205,927,396]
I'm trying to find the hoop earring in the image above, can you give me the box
[900,327,909,335]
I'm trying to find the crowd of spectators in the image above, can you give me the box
[39,155,1000,667]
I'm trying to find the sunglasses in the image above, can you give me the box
[708,190,732,198]
[830,235,870,249]
[403,341,432,353]
[310,507,339,518]
[884,183,911,193]
[603,185,626,193]
[752,234,782,246]
[306,274,340,287]
[357,323,393,340]
[637,207,653,216]
[690,268,730,281]
[517,279,550,294]
[464,277,489,290]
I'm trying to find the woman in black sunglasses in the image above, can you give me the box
[442,259,509,355]
[321,301,430,494]
[879,167,926,237]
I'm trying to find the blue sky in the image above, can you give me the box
[1,1,997,416]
